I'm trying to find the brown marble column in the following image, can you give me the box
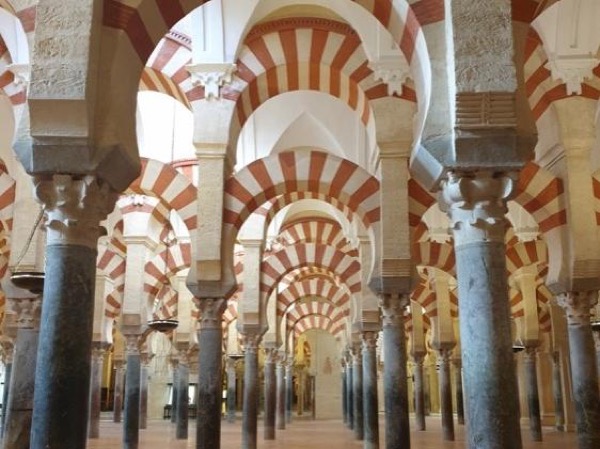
[88,342,108,439]
[113,359,125,423]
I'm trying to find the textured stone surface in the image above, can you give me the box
[263,355,276,440]
[352,352,363,441]
[276,362,285,430]
[362,335,379,449]
[196,327,223,449]
[242,345,258,449]
[524,350,542,442]
[123,353,141,449]
[175,364,189,440]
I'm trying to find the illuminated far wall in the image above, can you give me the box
[304,329,342,419]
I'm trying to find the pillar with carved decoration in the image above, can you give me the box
[557,292,600,449]
[3,297,41,449]
[30,175,117,449]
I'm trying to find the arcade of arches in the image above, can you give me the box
[0,1,599,449]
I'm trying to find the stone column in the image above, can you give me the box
[139,353,150,430]
[176,351,190,440]
[437,348,454,441]
[123,335,141,449]
[3,298,41,449]
[241,334,260,449]
[557,292,600,449]
[341,360,348,425]
[362,332,379,449]
[264,348,277,440]
[1,348,13,438]
[296,366,305,416]
[276,356,286,430]
[88,342,108,439]
[170,358,179,424]
[594,330,600,388]
[380,294,410,449]
[226,357,237,423]
[551,351,565,431]
[523,347,542,441]
[285,359,293,424]
[351,345,363,440]
[196,298,226,449]
[440,172,522,449]
[31,175,117,449]
[113,360,125,423]
[453,358,465,425]
[346,353,354,430]
[413,353,426,431]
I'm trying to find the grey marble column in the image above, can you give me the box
[437,349,454,441]
[31,175,117,449]
[440,172,522,449]
[341,361,348,425]
[113,360,125,423]
[242,335,260,449]
[123,336,141,449]
[362,332,379,449]
[557,292,600,449]
[380,295,410,449]
[523,347,542,441]
[264,348,277,440]
[139,354,150,430]
[346,354,354,430]
[413,353,426,431]
[1,356,13,438]
[453,358,465,425]
[594,330,600,389]
[170,359,179,424]
[551,351,565,431]
[88,343,107,439]
[176,356,189,440]
[196,298,226,449]
[352,345,363,440]
[226,357,237,423]
[285,360,293,424]
[276,358,286,430]
[3,298,41,449]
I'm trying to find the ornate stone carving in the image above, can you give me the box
[34,175,118,249]
[556,291,598,326]
[0,340,14,364]
[10,297,41,330]
[196,298,227,329]
[368,58,411,96]
[523,346,538,364]
[439,171,517,246]
[264,347,278,364]
[242,333,261,354]
[379,293,409,327]
[546,56,599,96]
[362,331,378,352]
[455,92,516,129]
[350,343,362,365]
[124,335,140,355]
[7,63,30,88]
[437,348,452,366]
[187,63,237,100]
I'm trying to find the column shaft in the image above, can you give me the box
[30,245,97,449]
[276,362,285,430]
[381,297,410,449]
[454,360,465,425]
[176,363,189,439]
[123,350,141,449]
[285,364,293,424]
[353,351,363,440]
[341,367,348,425]
[264,354,276,440]
[139,363,148,430]
[113,363,125,423]
[88,347,104,439]
[346,362,354,430]
[523,349,542,441]
[362,333,379,449]
[551,352,565,431]
[226,360,237,423]
[242,343,259,449]
[3,329,38,449]
[171,365,179,424]
[438,350,454,441]
[413,356,426,431]
[1,361,12,437]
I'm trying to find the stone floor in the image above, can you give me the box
[88,415,576,448]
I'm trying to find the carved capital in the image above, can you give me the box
[187,63,237,100]
[196,298,227,329]
[439,171,517,246]
[379,293,409,327]
[0,340,14,364]
[91,342,109,363]
[242,333,261,354]
[9,297,41,330]
[556,291,598,326]
[523,346,538,364]
[264,347,278,364]
[350,343,362,365]
[368,58,411,96]
[546,56,599,96]
[124,335,140,355]
[362,331,378,352]
[34,175,118,249]
[437,348,452,366]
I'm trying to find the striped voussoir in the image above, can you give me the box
[590,174,600,225]
[505,239,548,274]
[408,178,436,231]
[127,158,197,232]
[279,266,342,290]
[224,149,380,231]
[277,217,358,257]
[287,302,349,335]
[278,277,352,317]
[509,282,553,333]
[411,279,458,319]
[144,241,191,298]
[412,240,456,274]
[151,284,178,320]
[292,314,344,339]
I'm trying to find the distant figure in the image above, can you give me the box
[323,356,333,375]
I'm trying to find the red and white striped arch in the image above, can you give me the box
[261,242,362,303]
[224,149,380,231]
[278,277,352,317]
[144,241,191,297]
[412,240,455,274]
[505,239,548,274]
[292,314,344,339]
[276,217,358,257]
[509,281,553,333]
[150,283,178,320]
[286,301,349,333]
[127,158,197,232]
[280,266,342,289]
[411,280,459,319]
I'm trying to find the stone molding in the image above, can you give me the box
[379,293,409,327]
[439,171,517,246]
[368,58,411,96]
[242,333,261,354]
[546,56,599,96]
[350,343,362,365]
[34,175,118,249]
[10,297,41,330]
[187,63,237,100]
[196,298,227,330]
[264,347,278,364]
[124,335,141,355]
[455,92,516,129]
[362,331,378,351]
[7,63,30,88]
[556,291,598,326]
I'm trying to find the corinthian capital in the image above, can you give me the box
[439,171,517,246]
[379,293,409,327]
[34,175,118,249]
[556,291,598,326]
[196,298,227,330]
